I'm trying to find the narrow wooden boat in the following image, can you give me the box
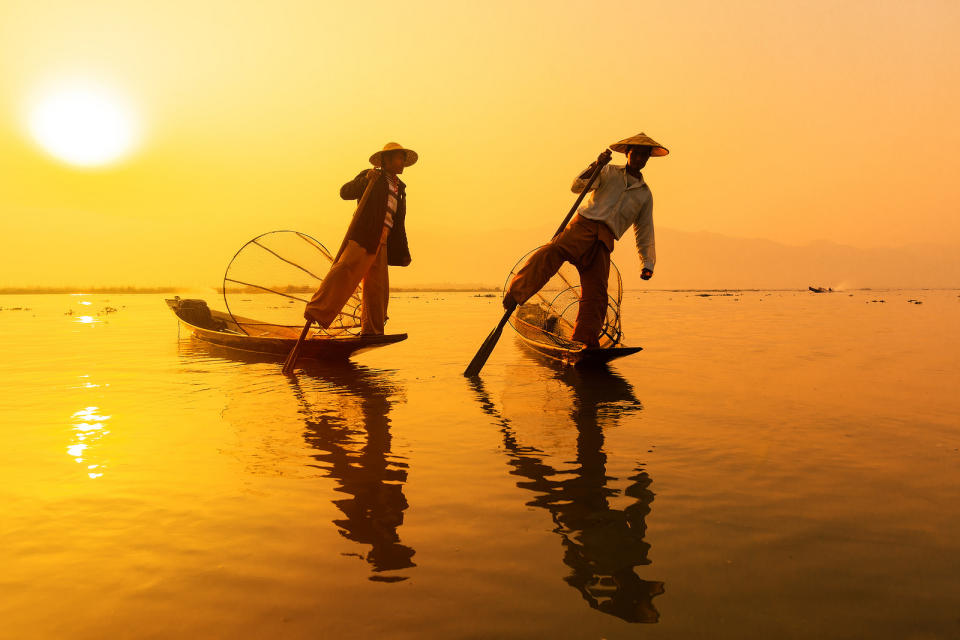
[166,297,406,361]
[516,337,642,367]
[512,302,641,367]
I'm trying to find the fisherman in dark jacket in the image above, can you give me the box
[304,142,415,335]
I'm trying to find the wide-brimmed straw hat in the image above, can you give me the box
[369,142,418,167]
[610,132,669,157]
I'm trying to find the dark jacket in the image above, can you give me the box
[339,170,411,267]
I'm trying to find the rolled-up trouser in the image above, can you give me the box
[305,226,389,335]
[506,215,614,346]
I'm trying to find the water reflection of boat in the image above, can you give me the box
[177,340,415,582]
[470,359,664,623]
[287,361,415,582]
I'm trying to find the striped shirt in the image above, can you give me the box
[384,173,399,229]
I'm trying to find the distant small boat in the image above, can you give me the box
[512,302,641,367]
[808,286,833,293]
[166,297,406,361]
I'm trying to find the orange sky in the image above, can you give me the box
[1,0,958,288]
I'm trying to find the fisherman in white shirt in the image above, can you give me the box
[503,132,668,347]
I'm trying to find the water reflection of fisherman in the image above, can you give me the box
[289,362,415,582]
[471,362,664,623]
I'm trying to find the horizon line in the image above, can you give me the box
[3,286,959,296]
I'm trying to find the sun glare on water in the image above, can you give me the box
[27,82,140,168]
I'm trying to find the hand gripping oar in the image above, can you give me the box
[463,150,611,377]
[282,171,380,375]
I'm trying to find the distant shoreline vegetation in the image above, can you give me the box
[217,286,502,294]
[2,286,955,296]
[0,286,185,295]
[0,285,504,295]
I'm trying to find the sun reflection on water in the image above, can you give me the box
[69,406,111,478]
[71,374,107,390]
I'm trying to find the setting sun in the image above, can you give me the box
[26,82,139,168]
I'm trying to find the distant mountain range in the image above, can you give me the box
[390,226,960,291]
[631,229,960,290]
[2,227,956,293]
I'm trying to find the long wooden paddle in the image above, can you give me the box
[282,170,380,375]
[463,151,611,377]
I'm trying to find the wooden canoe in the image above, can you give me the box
[166,297,406,361]
[511,302,641,367]
[516,336,642,367]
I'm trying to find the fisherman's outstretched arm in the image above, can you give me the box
[340,170,372,200]
[633,197,656,278]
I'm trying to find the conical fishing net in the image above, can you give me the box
[222,230,362,338]
[504,247,623,348]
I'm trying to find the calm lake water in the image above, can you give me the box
[1,290,958,639]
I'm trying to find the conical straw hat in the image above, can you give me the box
[369,142,418,167]
[609,132,669,156]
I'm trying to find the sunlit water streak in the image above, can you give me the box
[0,290,958,638]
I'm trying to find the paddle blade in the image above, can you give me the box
[281,344,300,375]
[464,308,512,377]
[281,321,313,375]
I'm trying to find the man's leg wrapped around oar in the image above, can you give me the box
[504,214,614,347]
[305,227,389,334]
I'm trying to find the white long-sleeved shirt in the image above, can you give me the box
[571,164,655,272]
